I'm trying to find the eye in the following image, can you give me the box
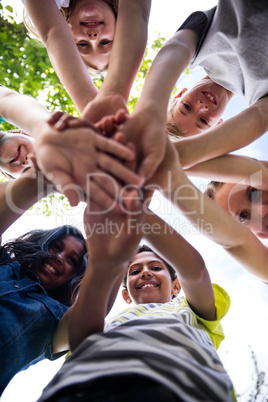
[129,269,140,276]
[50,242,61,251]
[183,103,191,111]
[77,42,88,48]
[239,210,250,223]
[249,188,258,202]
[68,256,77,266]
[151,266,163,271]
[99,39,112,46]
[200,117,209,126]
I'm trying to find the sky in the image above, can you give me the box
[1,1,268,401]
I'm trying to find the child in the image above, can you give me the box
[0,129,34,178]
[23,0,151,124]
[0,85,141,208]
[0,163,87,394]
[185,154,268,239]
[149,137,268,283]
[36,196,235,401]
[117,0,268,180]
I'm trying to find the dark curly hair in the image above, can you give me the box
[0,225,87,306]
[122,244,177,290]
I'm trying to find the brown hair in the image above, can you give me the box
[204,181,225,200]
[122,244,177,289]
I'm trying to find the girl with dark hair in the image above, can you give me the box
[0,165,87,395]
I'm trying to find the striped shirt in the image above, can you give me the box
[39,284,235,402]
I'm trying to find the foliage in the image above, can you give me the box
[0,7,166,216]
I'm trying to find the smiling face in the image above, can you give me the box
[215,183,268,239]
[31,235,85,291]
[68,0,116,71]
[123,251,180,305]
[0,132,34,177]
[170,77,233,136]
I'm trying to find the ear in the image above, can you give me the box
[174,88,187,99]
[122,289,132,304]
[172,278,181,296]
[216,118,223,126]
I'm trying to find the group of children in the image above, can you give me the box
[0,0,267,400]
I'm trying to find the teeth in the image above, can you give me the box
[84,22,99,26]
[44,263,56,275]
[204,93,215,103]
[141,284,155,289]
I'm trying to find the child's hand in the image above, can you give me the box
[84,188,144,271]
[34,123,142,208]
[116,107,166,183]
[47,111,96,131]
[80,93,129,125]
[146,136,181,194]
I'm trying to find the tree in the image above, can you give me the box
[0,5,166,215]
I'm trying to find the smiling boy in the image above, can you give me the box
[37,206,235,401]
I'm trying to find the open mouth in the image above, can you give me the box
[137,282,158,290]
[202,91,217,105]
[81,20,102,27]
[10,146,21,164]
[43,263,58,276]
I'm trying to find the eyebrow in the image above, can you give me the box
[129,260,164,270]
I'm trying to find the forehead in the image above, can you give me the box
[55,235,85,254]
[129,251,166,267]
[215,183,248,214]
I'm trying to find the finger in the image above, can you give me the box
[114,109,129,125]
[85,178,123,215]
[137,153,163,184]
[67,118,97,131]
[96,135,135,161]
[121,188,143,214]
[96,116,116,137]
[47,111,65,126]
[44,169,81,206]
[97,153,142,186]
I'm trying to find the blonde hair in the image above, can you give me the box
[204,181,225,200]
[23,0,118,75]
[166,97,184,139]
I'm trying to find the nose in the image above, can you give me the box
[141,268,152,279]
[56,251,65,265]
[196,99,208,111]
[21,154,29,166]
[88,32,98,40]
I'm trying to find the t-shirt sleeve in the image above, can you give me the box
[177,7,216,63]
[184,284,231,350]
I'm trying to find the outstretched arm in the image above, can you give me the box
[144,211,215,321]
[175,96,268,169]
[0,86,50,137]
[117,29,198,182]
[68,195,144,351]
[24,0,98,112]
[164,158,268,282]
[186,155,268,191]
[0,165,53,243]
[81,0,152,122]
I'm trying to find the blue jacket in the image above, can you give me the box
[0,257,68,394]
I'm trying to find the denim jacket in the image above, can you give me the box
[0,258,68,394]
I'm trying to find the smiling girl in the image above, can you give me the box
[23,0,151,122]
[0,164,87,394]
[0,130,34,178]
